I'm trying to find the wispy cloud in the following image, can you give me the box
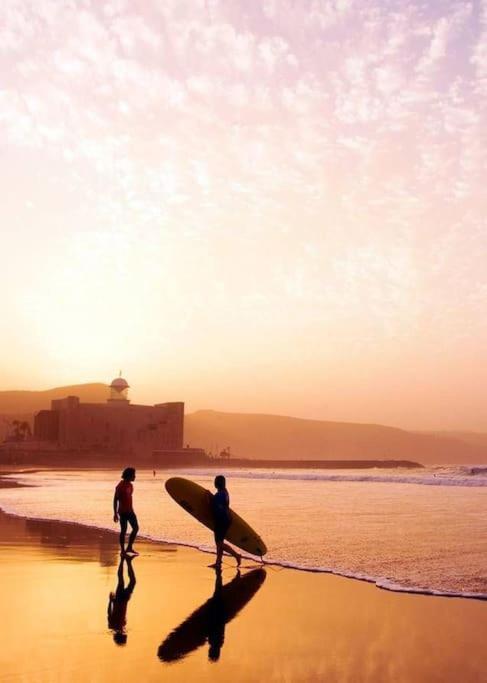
[0,0,486,427]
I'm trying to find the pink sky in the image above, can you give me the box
[1,0,486,430]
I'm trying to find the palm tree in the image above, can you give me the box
[10,420,32,441]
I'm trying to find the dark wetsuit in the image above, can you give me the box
[212,489,231,543]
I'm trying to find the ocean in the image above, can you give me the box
[1,466,486,599]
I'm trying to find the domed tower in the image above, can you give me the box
[108,374,130,404]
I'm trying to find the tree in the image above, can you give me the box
[9,420,32,442]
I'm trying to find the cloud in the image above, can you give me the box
[0,0,486,400]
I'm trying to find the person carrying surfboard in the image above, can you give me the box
[113,467,139,556]
[210,475,241,569]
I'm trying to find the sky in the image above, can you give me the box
[1,0,486,430]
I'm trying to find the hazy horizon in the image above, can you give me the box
[1,1,487,431]
[1,379,486,435]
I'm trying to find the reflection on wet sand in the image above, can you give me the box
[0,505,485,682]
[0,509,119,565]
[158,567,267,663]
[108,555,137,645]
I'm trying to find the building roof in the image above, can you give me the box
[110,377,129,390]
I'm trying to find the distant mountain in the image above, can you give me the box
[0,384,108,441]
[426,431,487,450]
[1,385,486,464]
[185,410,487,465]
[0,383,108,414]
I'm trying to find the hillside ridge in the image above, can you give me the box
[1,385,486,464]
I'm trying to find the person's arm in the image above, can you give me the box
[225,490,232,522]
[113,488,119,522]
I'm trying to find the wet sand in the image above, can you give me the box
[0,509,486,682]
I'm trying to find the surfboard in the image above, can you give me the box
[165,477,267,557]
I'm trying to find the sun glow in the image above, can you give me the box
[1,0,486,429]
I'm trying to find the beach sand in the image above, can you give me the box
[0,509,486,682]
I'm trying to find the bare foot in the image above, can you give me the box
[208,562,222,569]
[126,548,139,556]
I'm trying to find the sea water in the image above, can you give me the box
[0,466,486,598]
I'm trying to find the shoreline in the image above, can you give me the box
[0,507,486,682]
[2,505,485,602]
[0,455,425,469]
[1,471,485,602]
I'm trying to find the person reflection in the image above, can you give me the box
[107,555,136,645]
[158,567,266,663]
[207,567,225,661]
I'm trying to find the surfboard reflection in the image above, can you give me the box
[158,567,266,663]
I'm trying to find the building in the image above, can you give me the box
[34,376,184,456]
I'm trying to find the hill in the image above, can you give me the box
[0,384,108,414]
[1,385,486,464]
[427,431,487,450]
[185,410,487,465]
[0,384,108,441]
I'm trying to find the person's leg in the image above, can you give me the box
[215,540,224,566]
[212,522,227,567]
[117,556,125,589]
[126,513,139,553]
[119,515,128,554]
[216,521,240,566]
[221,542,241,566]
[125,555,136,592]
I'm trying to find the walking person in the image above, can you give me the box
[210,475,241,569]
[113,467,139,556]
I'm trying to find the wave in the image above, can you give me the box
[169,467,487,487]
[1,501,485,602]
[469,466,487,475]
[4,466,487,488]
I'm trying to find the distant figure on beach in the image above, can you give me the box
[113,467,139,556]
[210,475,241,569]
[107,555,136,645]
[153,469,156,478]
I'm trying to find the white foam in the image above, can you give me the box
[169,467,487,487]
[2,468,486,601]
[1,503,486,602]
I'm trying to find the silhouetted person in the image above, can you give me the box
[157,567,266,663]
[113,467,139,555]
[210,475,241,568]
[107,555,136,645]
